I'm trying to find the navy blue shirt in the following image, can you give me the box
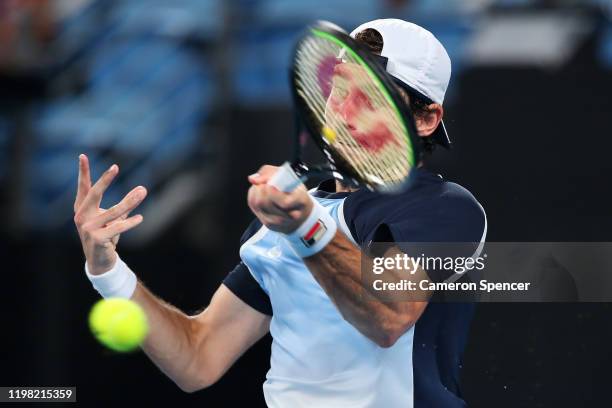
[224,168,487,407]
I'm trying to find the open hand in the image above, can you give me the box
[73,154,147,275]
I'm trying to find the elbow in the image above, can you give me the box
[178,383,207,394]
[177,319,220,393]
[374,316,417,348]
[374,330,402,348]
[176,373,217,394]
[177,382,203,394]
[375,333,398,349]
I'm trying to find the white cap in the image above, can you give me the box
[350,19,452,148]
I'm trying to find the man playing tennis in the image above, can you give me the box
[74,19,486,407]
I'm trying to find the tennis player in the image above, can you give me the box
[74,19,486,407]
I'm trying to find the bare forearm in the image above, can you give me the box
[304,232,427,347]
[128,282,270,393]
[130,282,203,391]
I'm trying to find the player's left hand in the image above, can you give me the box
[247,165,314,234]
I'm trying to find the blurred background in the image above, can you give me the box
[1,0,611,406]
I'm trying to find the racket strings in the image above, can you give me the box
[343,64,411,181]
[295,46,386,178]
[296,51,403,183]
[294,35,412,187]
[295,50,385,177]
[298,41,409,182]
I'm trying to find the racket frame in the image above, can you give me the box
[288,21,422,193]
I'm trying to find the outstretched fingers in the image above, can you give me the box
[78,163,119,215]
[74,154,92,212]
[94,214,144,242]
[85,186,147,229]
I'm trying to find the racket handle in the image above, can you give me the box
[268,162,303,192]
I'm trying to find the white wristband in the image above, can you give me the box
[283,198,337,258]
[85,255,137,299]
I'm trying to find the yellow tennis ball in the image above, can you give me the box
[322,126,337,144]
[89,298,148,353]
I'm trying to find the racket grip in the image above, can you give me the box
[268,162,303,192]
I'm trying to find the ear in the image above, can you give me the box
[415,104,443,138]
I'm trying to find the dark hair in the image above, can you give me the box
[355,28,437,153]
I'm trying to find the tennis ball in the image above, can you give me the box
[89,298,148,353]
[322,126,337,144]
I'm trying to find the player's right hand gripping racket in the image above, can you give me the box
[269,21,421,193]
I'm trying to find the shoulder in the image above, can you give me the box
[432,179,487,242]
[435,180,486,223]
[342,169,487,244]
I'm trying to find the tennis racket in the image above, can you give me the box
[269,20,421,193]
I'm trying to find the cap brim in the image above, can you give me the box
[432,120,452,149]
